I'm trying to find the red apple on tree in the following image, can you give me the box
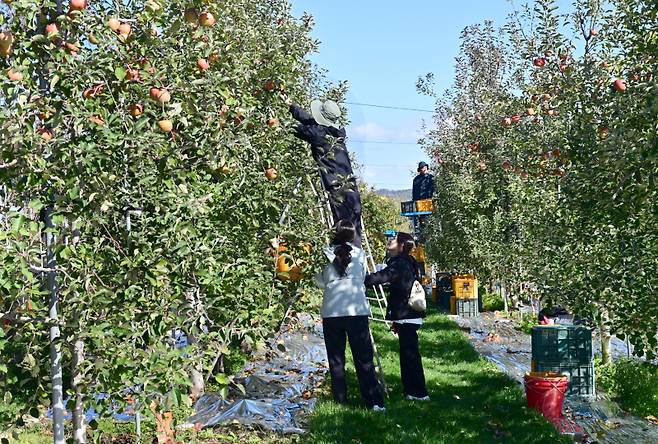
[526,108,536,116]
[501,117,512,127]
[533,57,546,67]
[199,11,215,27]
[597,127,609,139]
[511,114,521,123]
[263,80,276,91]
[149,87,161,100]
[129,104,144,117]
[6,69,23,81]
[267,117,279,128]
[69,0,87,11]
[590,28,598,36]
[613,79,626,92]
[502,160,512,170]
[108,18,121,31]
[118,23,132,37]
[0,31,14,57]
[197,58,210,72]
[45,23,59,39]
[157,120,173,132]
[265,167,278,181]
[150,88,170,103]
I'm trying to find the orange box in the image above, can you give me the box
[415,199,433,212]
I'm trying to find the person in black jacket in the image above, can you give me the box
[412,161,434,201]
[365,232,429,401]
[282,94,363,246]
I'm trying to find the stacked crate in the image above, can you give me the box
[451,274,479,317]
[531,325,595,397]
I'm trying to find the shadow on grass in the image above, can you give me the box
[304,309,568,444]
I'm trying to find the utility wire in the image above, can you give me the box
[345,101,435,113]
[350,139,421,145]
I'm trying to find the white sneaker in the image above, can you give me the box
[405,395,430,401]
[372,405,386,412]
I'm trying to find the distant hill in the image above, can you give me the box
[375,189,411,203]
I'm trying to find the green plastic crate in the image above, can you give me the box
[531,325,593,364]
[534,361,595,397]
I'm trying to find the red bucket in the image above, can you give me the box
[524,372,569,419]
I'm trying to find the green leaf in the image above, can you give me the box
[114,67,127,81]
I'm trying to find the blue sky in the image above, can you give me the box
[290,0,571,191]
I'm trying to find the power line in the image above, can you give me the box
[345,101,435,113]
[350,139,421,145]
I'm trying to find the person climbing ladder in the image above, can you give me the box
[281,93,363,246]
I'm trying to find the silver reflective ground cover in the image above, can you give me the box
[187,313,328,434]
[455,313,658,444]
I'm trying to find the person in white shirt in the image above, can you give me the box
[315,220,385,411]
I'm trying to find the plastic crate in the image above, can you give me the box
[457,298,478,317]
[401,201,415,214]
[440,289,452,311]
[533,361,595,397]
[415,199,433,212]
[531,325,593,364]
[452,274,478,300]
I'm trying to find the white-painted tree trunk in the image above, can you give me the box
[44,208,65,444]
[71,336,86,443]
[600,307,612,365]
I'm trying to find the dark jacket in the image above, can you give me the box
[290,104,356,192]
[365,254,425,321]
[412,173,434,201]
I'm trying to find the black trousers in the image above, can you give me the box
[322,316,384,408]
[396,323,429,398]
[327,186,362,247]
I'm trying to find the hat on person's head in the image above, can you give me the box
[310,99,342,129]
[417,161,429,172]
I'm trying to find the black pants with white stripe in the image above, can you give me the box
[322,315,384,408]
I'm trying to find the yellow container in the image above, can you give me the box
[415,199,433,212]
[411,245,426,263]
[452,274,478,300]
[276,255,303,281]
[450,295,456,315]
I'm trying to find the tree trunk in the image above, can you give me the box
[71,336,86,443]
[185,330,205,400]
[43,207,65,444]
[600,307,612,365]
[501,279,509,312]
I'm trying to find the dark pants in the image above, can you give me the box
[327,185,362,247]
[397,323,428,398]
[322,316,384,408]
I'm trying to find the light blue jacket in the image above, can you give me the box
[314,244,372,319]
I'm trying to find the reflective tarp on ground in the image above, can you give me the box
[187,313,328,434]
[454,312,658,444]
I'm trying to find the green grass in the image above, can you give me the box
[304,309,568,444]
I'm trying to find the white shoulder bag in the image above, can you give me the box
[408,280,427,312]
